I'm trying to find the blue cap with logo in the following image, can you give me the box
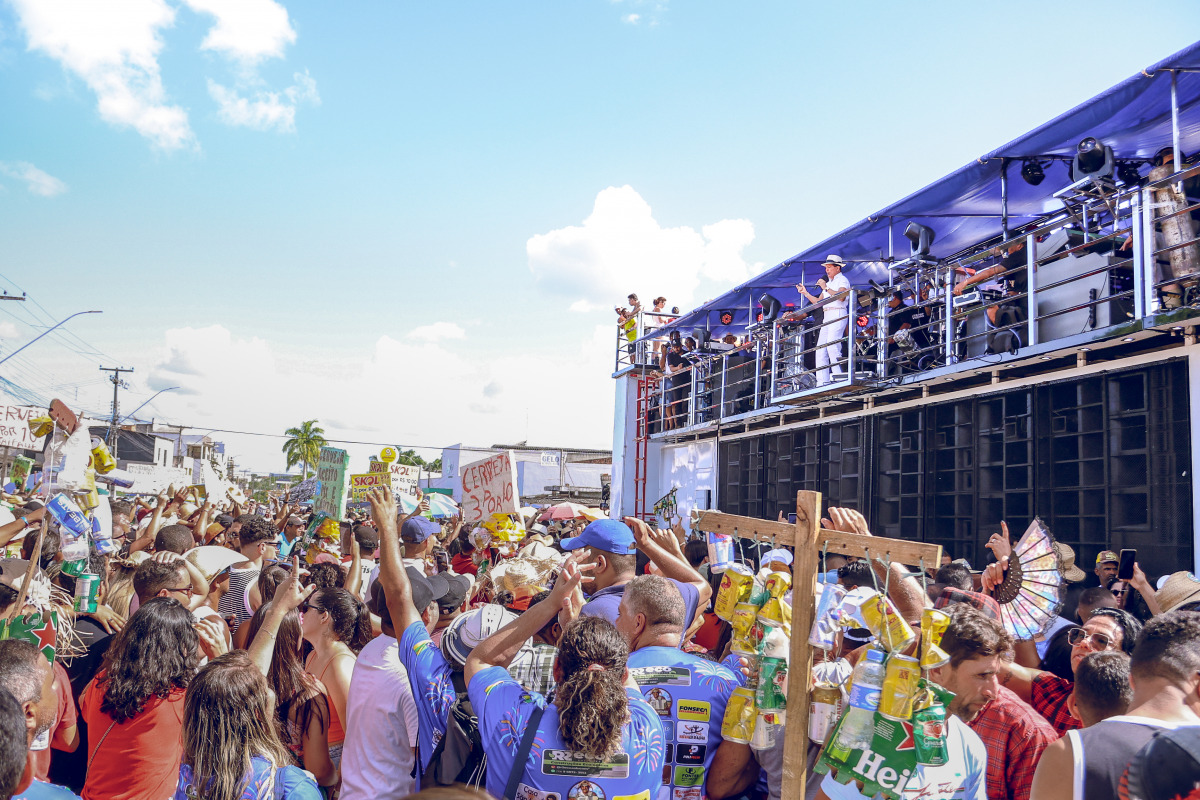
[560,518,636,554]
[401,515,440,544]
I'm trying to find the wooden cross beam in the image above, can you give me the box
[693,491,942,800]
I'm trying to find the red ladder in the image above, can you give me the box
[633,373,654,520]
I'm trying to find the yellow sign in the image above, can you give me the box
[379,446,398,464]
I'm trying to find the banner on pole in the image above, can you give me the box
[461,450,519,522]
[314,447,350,519]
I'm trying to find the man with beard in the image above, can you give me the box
[929,606,1055,800]
[0,640,78,798]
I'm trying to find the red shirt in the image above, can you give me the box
[968,686,1057,800]
[79,673,186,800]
[1031,672,1081,737]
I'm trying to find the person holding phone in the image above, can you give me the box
[1105,555,1162,621]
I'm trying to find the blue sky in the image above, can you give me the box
[0,0,1197,473]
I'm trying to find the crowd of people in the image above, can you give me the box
[0,482,1198,800]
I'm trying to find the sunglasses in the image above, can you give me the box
[299,601,324,614]
[1068,628,1115,650]
[167,585,194,596]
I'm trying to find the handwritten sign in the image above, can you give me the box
[314,447,350,519]
[461,451,520,522]
[349,472,391,502]
[124,464,192,494]
[366,461,420,495]
[0,405,47,451]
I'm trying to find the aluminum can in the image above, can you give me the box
[730,603,764,656]
[878,653,921,720]
[756,656,788,711]
[721,687,757,744]
[858,592,917,652]
[913,704,949,766]
[809,684,843,744]
[706,531,735,573]
[46,493,89,539]
[74,572,99,613]
[714,563,755,620]
[89,438,117,474]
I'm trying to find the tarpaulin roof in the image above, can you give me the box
[661,40,1200,338]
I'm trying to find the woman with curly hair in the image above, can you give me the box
[465,557,664,800]
[244,598,338,790]
[174,651,321,800]
[79,597,199,800]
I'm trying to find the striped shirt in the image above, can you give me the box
[218,564,259,627]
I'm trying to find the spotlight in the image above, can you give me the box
[1117,161,1142,186]
[1020,159,1045,186]
[758,294,782,324]
[1072,136,1114,181]
[692,327,711,350]
[904,222,936,258]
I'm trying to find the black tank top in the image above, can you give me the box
[1074,717,1173,800]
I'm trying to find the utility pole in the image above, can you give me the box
[100,366,134,457]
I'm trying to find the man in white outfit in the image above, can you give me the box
[798,254,852,384]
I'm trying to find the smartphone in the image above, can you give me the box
[787,513,797,525]
[1118,549,1137,581]
[434,549,450,573]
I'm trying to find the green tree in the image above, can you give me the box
[396,449,425,467]
[282,420,327,479]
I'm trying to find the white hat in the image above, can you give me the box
[185,545,244,583]
[822,254,847,268]
[762,548,793,567]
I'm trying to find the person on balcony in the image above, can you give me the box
[798,255,851,384]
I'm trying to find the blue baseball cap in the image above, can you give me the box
[401,515,440,544]
[560,519,636,554]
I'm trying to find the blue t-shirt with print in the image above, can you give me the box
[398,620,457,780]
[627,646,740,800]
[468,665,665,800]
[173,756,321,799]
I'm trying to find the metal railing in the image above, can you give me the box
[619,163,1200,438]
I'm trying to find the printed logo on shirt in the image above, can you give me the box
[676,722,708,743]
[630,666,693,687]
[542,750,631,779]
[672,788,702,800]
[645,687,673,716]
[675,700,710,722]
[568,779,606,800]
[675,744,706,766]
[673,766,705,787]
[517,784,561,800]
[413,640,433,655]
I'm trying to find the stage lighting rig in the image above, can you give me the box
[904,222,936,259]
[1071,136,1114,182]
[1020,159,1046,186]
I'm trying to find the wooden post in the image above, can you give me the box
[12,515,47,616]
[781,490,821,800]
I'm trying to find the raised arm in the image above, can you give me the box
[151,551,210,611]
[465,555,586,684]
[343,533,362,597]
[366,487,427,632]
[0,506,44,548]
[624,516,712,608]
[246,555,314,677]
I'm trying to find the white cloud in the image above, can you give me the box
[0,161,67,196]
[0,322,19,339]
[179,0,296,64]
[611,0,667,25]
[569,300,596,313]
[407,322,467,343]
[208,70,318,132]
[623,14,641,24]
[9,0,193,150]
[132,322,616,473]
[527,185,756,309]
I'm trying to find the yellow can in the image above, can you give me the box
[878,653,921,720]
[721,687,758,744]
[715,564,756,621]
[89,438,117,474]
[859,592,917,652]
[920,609,952,670]
[730,602,765,655]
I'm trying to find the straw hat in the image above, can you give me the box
[185,545,245,583]
[1052,543,1087,583]
[1156,571,1200,612]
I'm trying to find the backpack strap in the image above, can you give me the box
[503,702,546,800]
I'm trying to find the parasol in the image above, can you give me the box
[397,493,460,518]
[993,518,1067,640]
[537,502,592,522]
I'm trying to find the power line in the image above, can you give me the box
[165,426,532,457]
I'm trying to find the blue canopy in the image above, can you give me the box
[662,40,1200,338]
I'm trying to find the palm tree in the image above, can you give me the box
[283,420,327,479]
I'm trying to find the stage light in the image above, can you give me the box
[1072,136,1114,181]
[692,328,711,350]
[904,222,936,258]
[1020,159,1045,186]
[758,294,782,324]
[1117,161,1142,186]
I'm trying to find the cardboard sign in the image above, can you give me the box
[349,472,391,502]
[0,405,47,450]
[125,464,192,494]
[460,450,520,522]
[368,460,388,474]
[391,463,421,497]
[314,447,350,519]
